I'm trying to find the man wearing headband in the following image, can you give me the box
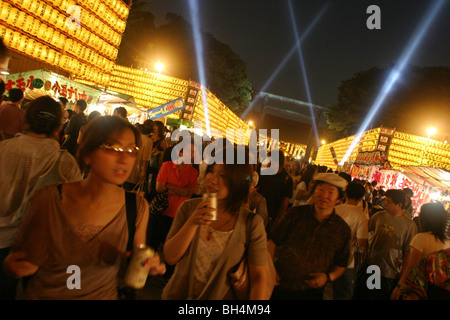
[268,173,351,300]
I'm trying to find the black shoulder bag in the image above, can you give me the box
[118,191,137,300]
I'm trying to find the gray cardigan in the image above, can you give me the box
[161,197,268,300]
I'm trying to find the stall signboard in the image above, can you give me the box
[182,81,201,120]
[6,70,102,104]
[329,146,339,165]
[355,150,387,165]
[377,127,395,153]
[148,97,186,120]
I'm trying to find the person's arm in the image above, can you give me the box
[267,240,277,259]
[163,200,214,265]
[305,266,346,288]
[155,163,168,193]
[166,183,195,197]
[355,238,368,266]
[156,181,166,193]
[276,197,290,222]
[132,196,165,275]
[391,247,422,300]
[3,251,39,279]
[249,264,268,299]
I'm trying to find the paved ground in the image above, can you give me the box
[135,275,165,300]
[134,275,334,300]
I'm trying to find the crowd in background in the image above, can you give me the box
[1,38,449,300]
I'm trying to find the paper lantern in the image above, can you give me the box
[15,11,27,29]
[23,15,34,33]
[17,35,28,52]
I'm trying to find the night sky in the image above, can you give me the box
[143,0,450,144]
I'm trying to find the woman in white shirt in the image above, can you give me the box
[391,202,450,300]
[293,165,316,206]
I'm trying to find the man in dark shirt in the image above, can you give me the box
[0,88,25,139]
[257,150,293,232]
[269,173,351,300]
[61,99,87,156]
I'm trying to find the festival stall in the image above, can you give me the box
[317,127,450,215]
[5,69,144,118]
[351,165,450,216]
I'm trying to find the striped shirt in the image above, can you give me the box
[0,134,82,248]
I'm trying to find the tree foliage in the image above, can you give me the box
[117,6,252,115]
[324,65,450,139]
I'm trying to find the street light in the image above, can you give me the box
[155,61,164,73]
[427,127,437,139]
[321,140,326,145]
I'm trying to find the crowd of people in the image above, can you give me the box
[1,38,449,300]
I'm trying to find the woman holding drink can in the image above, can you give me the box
[4,116,165,299]
[162,146,269,300]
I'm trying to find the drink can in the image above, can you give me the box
[203,193,217,221]
[124,244,155,289]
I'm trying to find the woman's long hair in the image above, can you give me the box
[419,202,448,242]
[205,143,253,214]
[299,164,317,191]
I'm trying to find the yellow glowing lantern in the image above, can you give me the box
[58,55,66,69]
[23,15,34,33]
[16,11,27,29]
[32,20,43,37]
[54,52,62,66]
[48,9,59,25]
[40,45,49,61]
[37,23,48,40]
[32,43,43,59]
[25,38,36,56]
[80,29,89,43]
[10,31,21,49]
[54,13,66,29]
[21,0,31,10]
[17,36,28,52]
[28,0,39,13]
[45,48,54,64]
[6,7,18,26]
[59,0,69,12]
[41,4,52,21]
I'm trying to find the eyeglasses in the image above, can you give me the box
[99,143,139,156]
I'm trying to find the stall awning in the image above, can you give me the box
[96,90,141,114]
[400,166,450,189]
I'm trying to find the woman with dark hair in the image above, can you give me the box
[293,164,317,206]
[150,121,169,167]
[59,108,74,145]
[147,121,169,200]
[76,110,101,146]
[161,146,269,300]
[391,202,450,300]
[288,160,302,207]
[124,119,155,191]
[0,95,82,299]
[4,116,165,299]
